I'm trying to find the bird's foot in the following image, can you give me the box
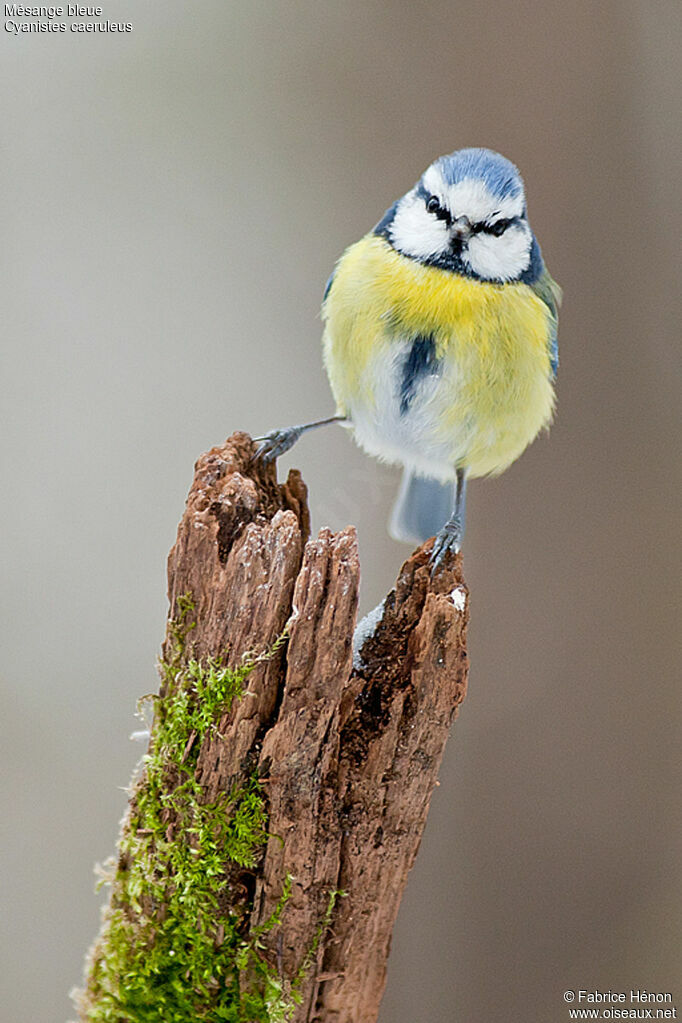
[254,426,304,464]
[430,518,463,575]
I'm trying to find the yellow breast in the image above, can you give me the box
[322,234,555,478]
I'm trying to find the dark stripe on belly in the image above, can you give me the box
[400,334,439,415]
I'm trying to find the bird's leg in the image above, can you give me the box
[254,415,347,463]
[430,468,467,573]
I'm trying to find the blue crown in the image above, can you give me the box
[434,148,523,201]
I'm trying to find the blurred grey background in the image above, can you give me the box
[1,2,680,1021]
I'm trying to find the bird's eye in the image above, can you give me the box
[426,195,441,214]
[489,218,511,236]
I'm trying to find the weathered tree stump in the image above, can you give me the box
[72,432,469,1023]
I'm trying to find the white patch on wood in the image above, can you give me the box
[353,599,386,670]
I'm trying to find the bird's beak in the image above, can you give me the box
[450,216,471,244]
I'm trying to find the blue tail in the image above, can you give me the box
[389,469,454,545]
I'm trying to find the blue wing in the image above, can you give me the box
[530,269,561,378]
[521,238,561,378]
[323,268,336,302]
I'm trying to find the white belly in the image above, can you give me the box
[347,339,463,482]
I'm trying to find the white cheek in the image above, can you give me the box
[465,225,531,281]
[390,193,448,259]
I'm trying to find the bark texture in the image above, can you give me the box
[75,432,469,1023]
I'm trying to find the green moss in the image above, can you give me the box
[77,594,336,1023]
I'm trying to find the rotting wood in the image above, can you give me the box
[73,431,468,1023]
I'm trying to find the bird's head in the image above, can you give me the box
[375,148,537,283]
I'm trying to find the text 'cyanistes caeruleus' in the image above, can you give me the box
[257,147,560,569]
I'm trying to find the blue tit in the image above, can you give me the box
[257,147,560,569]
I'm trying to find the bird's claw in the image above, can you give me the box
[430,519,463,575]
[254,426,303,464]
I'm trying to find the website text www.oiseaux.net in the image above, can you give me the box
[563,990,677,1020]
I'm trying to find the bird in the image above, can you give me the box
[256,147,560,570]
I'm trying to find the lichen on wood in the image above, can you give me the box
[72,432,469,1023]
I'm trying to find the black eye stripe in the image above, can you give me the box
[424,194,452,225]
[422,197,519,236]
[471,217,516,236]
